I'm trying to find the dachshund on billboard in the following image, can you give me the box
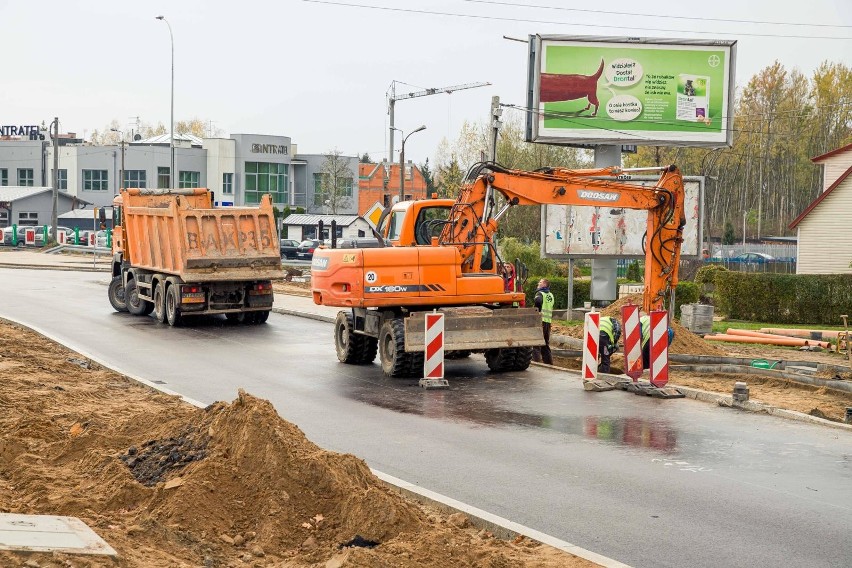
[540,59,605,117]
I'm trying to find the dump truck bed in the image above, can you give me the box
[120,189,282,282]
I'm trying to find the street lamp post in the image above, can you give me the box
[110,128,125,192]
[398,125,426,202]
[155,15,175,187]
[48,117,59,243]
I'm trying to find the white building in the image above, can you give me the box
[789,142,852,274]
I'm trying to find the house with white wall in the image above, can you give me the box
[789,142,852,274]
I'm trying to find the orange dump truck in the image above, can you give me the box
[107,188,283,326]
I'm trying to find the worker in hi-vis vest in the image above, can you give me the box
[532,278,554,365]
[598,316,622,373]
[640,314,674,369]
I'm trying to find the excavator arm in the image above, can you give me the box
[439,163,686,313]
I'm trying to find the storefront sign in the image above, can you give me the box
[250,143,288,155]
[0,125,41,137]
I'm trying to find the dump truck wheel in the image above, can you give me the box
[165,285,182,327]
[379,318,410,377]
[153,282,167,323]
[254,310,270,324]
[126,279,151,316]
[108,276,128,313]
[408,351,425,376]
[225,313,241,323]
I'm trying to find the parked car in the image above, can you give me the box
[295,239,323,260]
[279,238,300,259]
[733,252,775,263]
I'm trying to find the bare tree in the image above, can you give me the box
[317,149,354,214]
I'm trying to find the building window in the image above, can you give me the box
[0,168,7,186]
[51,169,68,191]
[245,162,288,205]
[124,170,147,189]
[0,210,8,228]
[83,169,109,191]
[179,171,200,189]
[18,212,38,226]
[313,174,353,206]
[17,168,34,186]
[158,167,170,189]
[222,173,233,194]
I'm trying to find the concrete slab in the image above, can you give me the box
[0,513,117,556]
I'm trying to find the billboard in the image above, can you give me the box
[526,36,736,147]
[542,176,703,259]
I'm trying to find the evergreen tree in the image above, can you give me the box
[723,222,736,245]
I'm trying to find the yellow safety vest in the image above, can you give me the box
[600,316,615,342]
[640,315,651,347]
[540,291,555,323]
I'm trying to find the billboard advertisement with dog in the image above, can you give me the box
[526,36,736,147]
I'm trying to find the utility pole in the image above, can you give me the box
[489,96,502,162]
[387,80,490,163]
[51,117,59,243]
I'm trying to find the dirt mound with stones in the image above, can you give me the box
[0,320,592,567]
[556,294,724,356]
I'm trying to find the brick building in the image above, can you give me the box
[357,160,427,216]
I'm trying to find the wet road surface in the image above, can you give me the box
[1,268,851,568]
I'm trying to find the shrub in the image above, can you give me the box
[499,238,566,278]
[695,264,729,285]
[714,272,852,324]
[625,261,642,282]
[673,281,700,318]
[523,277,589,310]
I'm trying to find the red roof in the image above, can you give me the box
[811,142,852,163]
[789,165,852,229]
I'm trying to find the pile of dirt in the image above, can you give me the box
[0,320,593,567]
[273,280,312,297]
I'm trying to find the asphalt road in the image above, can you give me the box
[2,268,851,568]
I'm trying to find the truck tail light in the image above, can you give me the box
[249,282,273,295]
[180,285,205,304]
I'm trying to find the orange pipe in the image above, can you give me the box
[726,329,807,340]
[759,327,841,339]
[706,334,830,349]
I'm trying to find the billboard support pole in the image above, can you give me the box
[591,145,622,307]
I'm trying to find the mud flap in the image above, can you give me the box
[405,307,544,352]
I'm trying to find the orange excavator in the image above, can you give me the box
[311,162,685,377]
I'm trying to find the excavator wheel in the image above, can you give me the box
[445,350,472,359]
[485,347,532,372]
[335,312,377,365]
[379,318,415,377]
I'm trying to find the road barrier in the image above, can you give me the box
[650,310,669,387]
[621,304,642,380]
[582,311,600,380]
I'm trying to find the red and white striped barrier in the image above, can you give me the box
[89,233,96,247]
[621,304,642,381]
[24,228,35,245]
[582,311,600,380]
[424,312,444,380]
[57,231,66,245]
[649,310,669,387]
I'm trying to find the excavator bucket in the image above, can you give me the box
[404,307,544,352]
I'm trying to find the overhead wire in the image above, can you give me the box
[299,0,852,40]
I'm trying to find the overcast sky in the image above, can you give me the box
[2,0,850,164]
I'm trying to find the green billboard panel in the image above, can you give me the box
[527,36,736,147]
